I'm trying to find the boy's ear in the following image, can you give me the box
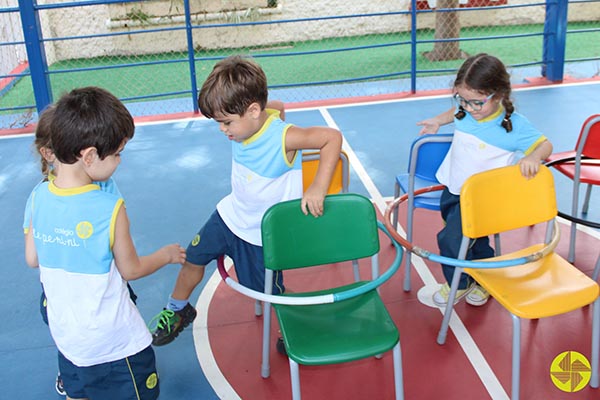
[247,102,262,119]
[80,147,98,166]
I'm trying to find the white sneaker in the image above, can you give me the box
[432,282,475,307]
[466,284,490,306]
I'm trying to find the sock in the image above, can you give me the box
[167,296,189,312]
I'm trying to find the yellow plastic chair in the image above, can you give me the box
[260,193,404,399]
[436,165,600,400]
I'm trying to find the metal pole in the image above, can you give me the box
[18,0,52,112]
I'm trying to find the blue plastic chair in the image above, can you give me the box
[393,134,453,291]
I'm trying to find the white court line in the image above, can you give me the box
[194,256,242,400]
[319,107,509,400]
[192,105,600,400]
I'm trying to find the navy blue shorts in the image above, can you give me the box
[58,345,159,400]
[186,210,284,294]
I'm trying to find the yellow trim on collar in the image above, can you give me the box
[49,181,100,196]
[243,109,279,146]
[478,105,504,123]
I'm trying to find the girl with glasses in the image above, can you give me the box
[416,53,553,308]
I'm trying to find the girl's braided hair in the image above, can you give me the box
[454,53,514,132]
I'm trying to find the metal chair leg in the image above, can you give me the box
[593,254,600,281]
[393,342,405,400]
[289,358,301,400]
[511,314,521,400]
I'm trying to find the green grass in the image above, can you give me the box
[2,21,598,114]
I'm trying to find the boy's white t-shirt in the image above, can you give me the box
[217,110,303,246]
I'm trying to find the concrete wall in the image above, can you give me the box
[0,0,26,76]
[7,0,600,64]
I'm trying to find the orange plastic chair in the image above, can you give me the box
[302,150,349,195]
[436,165,600,400]
[545,114,600,263]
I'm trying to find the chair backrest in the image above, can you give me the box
[302,150,349,194]
[261,193,379,271]
[460,165,557,238]
[576,114,600,159]
[408,134,453,181]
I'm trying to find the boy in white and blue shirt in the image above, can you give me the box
[24,86,186,400]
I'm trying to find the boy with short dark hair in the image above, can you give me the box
[24,86,186,400]
[150,55,343,346]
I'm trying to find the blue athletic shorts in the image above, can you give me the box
[186,210,284,294]
[58,345,159,400]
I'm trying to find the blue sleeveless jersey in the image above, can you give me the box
[217,110,303,245]
[28,181,151,366]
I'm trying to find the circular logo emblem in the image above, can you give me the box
[76,221,93,239]
[191,234,200,246]
[550,351,591,393]
[146,372,158,389]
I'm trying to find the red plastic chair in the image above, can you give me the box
[546,114,600,263]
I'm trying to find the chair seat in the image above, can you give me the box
[274,282,399,366]
[547,150,600,183]
[465,244,600,319]
[396,174,442,210]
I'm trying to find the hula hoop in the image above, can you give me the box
[383,185,561,269]
[216,221,403,306]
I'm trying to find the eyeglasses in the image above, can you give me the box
[453,92,495,111]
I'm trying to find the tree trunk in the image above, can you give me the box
[424,0,466,61]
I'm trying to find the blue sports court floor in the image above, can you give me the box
[2,79,600,399]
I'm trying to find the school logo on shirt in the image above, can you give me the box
[191,234,201,246]
[76,221,94,239]
[550,351,591,392]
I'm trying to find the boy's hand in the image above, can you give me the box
[517,156,541,179]
[301,186,326,217]
[161,244,187,264]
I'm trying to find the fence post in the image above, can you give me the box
[542,0,568,82]
[184,0,199,114]
[18,0,52,113]
[410,0,418,93]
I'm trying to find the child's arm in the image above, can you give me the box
[285,125,343,217]
[112,204,186,280]
[416,107,455,134]
[24,225,39,268]
[518,139,553,179]
[266,100,285,121]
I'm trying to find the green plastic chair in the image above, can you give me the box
[260,193,404,400]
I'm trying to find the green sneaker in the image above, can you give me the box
[149,303,197,346]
